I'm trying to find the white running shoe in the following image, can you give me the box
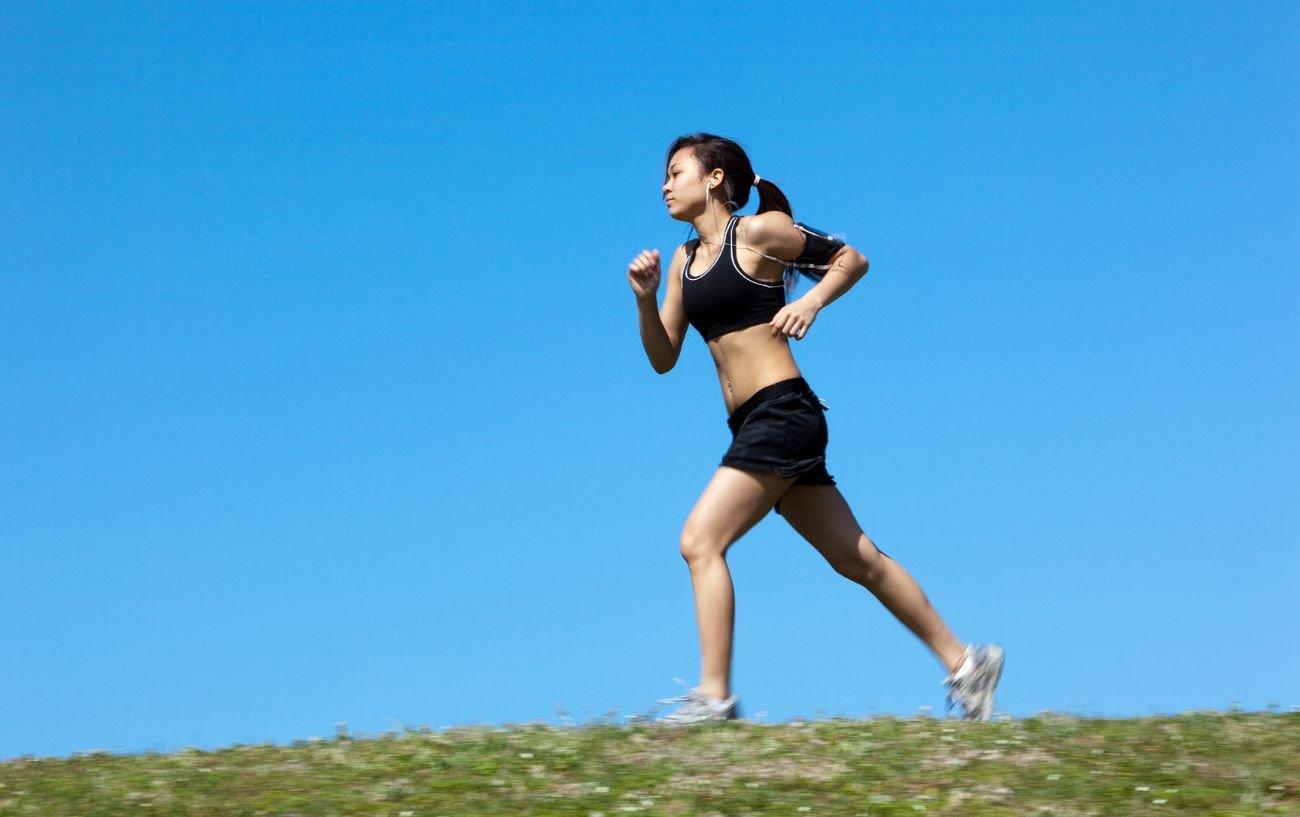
[654,677,741,726]
[942,644,1005,721]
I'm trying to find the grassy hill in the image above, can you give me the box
[2,711,1296,815]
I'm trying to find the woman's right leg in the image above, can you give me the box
[678,464,797,701]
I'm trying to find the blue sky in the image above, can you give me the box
[2,1,1297,760]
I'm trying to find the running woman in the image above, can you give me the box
[627,133,1004,726]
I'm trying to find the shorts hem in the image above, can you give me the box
[721,456,835,485]
[720,456,782,474]
[777,457,833,481]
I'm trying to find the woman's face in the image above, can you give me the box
[662,148,712,220]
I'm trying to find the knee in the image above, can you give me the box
[678,528,727,565]
[838,539,888,585]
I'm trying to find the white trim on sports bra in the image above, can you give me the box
[683,215,737,281]
[732,216,784,288]
[683,215,783,288]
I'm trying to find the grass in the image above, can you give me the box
[2,710,1297,815]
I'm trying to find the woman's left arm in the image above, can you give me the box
[743,212,870,340]
[802,246,869,310]
[771,247,867,340]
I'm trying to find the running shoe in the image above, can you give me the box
[942,644,1005,721]
[654,677,741,726]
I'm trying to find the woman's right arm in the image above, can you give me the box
[629,243,689,374]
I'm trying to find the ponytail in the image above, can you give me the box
[752,177,836,296]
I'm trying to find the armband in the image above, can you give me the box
[792,222,846,268]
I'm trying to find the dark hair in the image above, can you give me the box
[663,132,818,295]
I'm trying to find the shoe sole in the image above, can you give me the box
[656,702,741,726]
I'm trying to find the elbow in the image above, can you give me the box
[653,349,681,375]
[838,243,866,266]
[653,357,677,375]
[835,246,868,278]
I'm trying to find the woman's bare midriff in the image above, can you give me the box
[695,215,803,415]
[708,325,803,415]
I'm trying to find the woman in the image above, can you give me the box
[627,133,1004,725]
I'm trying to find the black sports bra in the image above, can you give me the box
[681,215,786,342]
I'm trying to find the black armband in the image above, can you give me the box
[792,222,846,268]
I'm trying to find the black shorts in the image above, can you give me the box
[721,376,836,516]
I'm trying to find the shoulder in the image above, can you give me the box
[664,241,691,281]
[671,241,695,267]
[738,212,805,259]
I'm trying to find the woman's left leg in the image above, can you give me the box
[775,482,966,674]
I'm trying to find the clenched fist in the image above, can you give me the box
[627,248,661,302]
